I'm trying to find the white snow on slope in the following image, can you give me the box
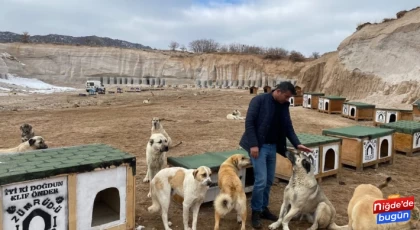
[0,74,76,94]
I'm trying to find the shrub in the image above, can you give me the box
[289,51,306,62]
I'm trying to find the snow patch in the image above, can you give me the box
[0,74,76,94]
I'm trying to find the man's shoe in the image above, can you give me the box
[252,210,262,229]
[260,207,278,221]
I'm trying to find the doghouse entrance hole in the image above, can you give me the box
[245,167,254,187]
[91,187,121,227]
[380,139,389,158]
[324,149,335,171]
[325,102,329,111]
[350,108,355,117]
[291,98,294,104]
[389,114,396,123]
[308,98,311,107]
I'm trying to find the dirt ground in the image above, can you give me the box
[0,88,419,230]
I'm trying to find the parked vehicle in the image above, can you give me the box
[86,80,105,93]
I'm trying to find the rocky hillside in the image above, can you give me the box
[1,7,420,108]
[0,31,152,50]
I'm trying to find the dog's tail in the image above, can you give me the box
[147,184,161,213]
[214,193,234,217]
[377,177,392,190]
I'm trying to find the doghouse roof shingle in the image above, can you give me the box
[322,96,346,100]
[304,92,325,96]
[0,144,136,186]
[379,120,420,134]
[167,149,248,171]
[344,101,376,108]
[322,125,395,139]
[286,133,342,147]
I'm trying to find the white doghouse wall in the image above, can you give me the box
[349,106,357,118]
[322,144,339,173]
[375,110,398,124]
[318,98,324,110]
[342,104,349,116]
[413,132,420,149]
[303,94,312,108]
[363,139,378,163]
[76,166,127,230]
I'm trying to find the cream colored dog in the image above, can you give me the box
[226,110,245,120]
[214,154,251,230]
[347,177,420,230]
[143,133,169,184]
[148,166,213,230]
[143,98,150,104]
[269,151,347,230]
[0,136,48,154]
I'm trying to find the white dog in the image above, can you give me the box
[148,166,213,230]
[151,117,173,147]
[143,133,169,184]
[143,98,150,104]
[226,109,245,120]
[0,136,48,154]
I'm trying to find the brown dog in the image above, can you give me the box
[0,136,48,154]
[347,177,420,229]
[213,153,251,230]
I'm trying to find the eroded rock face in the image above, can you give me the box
[1,7,420,107]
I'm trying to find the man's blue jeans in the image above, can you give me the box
[249,144,277,212]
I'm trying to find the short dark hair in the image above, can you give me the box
[274,81,297,95]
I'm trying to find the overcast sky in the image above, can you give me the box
[1,0,419,56]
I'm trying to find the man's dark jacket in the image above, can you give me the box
[239,92,301,156]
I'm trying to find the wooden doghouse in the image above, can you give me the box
[0,144,136,230]
[318,96,346,114]
[275,133,342,182]
[322,126,395,171]
[303,92,325,109]
[249,86,258,94]
[167,149,254,203]
[263,85,272,93]
[374,108,413,126]
[289,95,303,106]
[342,102,375,121]
[379,120,420,156]
[413,100,420,120]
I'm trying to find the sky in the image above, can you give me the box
[0,0,419,56]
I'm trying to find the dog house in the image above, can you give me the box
[322,126,395,171]
[249,86,258,95]
[263,86,272,93]
[303,92,325,109]
[413,100,420,120]
[379,120,420,157]
[342,102,375,121]
[275,133,342,183]
[318,96,346,114]
[289,95,303,107]
[167,149,254,203]
[374,108,413,126]
[0,144,136,230]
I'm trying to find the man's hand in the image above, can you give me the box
[250,146,259,159]
[297,144,312,153]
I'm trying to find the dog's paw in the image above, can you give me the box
[268,222,280,230]
[143,177,150,183]
[147,192,151,198]
[168,221,172,227]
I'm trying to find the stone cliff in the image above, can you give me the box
[1,7,419,107]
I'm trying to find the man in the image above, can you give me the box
[239,81,312,229]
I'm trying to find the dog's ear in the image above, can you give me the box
[233,157,239,168]
[29,138,36,146]
[193,169,198,179]
[302,159,311,174]
[286,151,296,165]
[149,139,154,145]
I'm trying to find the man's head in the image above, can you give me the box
[272,81,296,103]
